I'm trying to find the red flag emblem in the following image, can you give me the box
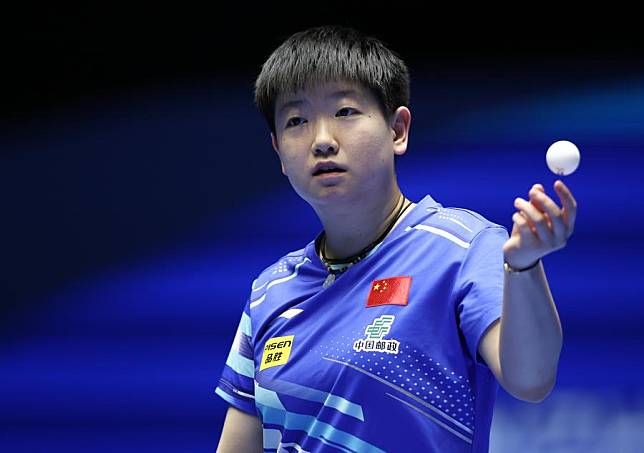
[366,276,412,308]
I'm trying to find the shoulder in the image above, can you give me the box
[249,246,309,295]
[407,201,509,248]
[243,246,311,333]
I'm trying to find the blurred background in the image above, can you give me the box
[1,5,643,452]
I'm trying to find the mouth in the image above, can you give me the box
[312,168,347,177]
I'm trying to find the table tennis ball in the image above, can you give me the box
[546,140,580,176]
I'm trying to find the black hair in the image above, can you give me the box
[254,25,410,135]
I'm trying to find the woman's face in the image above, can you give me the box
[271,80,410,209]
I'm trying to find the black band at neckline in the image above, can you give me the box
[318,196,412,267]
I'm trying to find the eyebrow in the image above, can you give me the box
[278,89,360,115]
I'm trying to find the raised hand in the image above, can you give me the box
[502,180,578,270]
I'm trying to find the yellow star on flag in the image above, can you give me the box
[372,280,389,293]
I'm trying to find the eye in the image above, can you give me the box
[285,108,358,129]
[286,117,305,128]
[337,107,358,116]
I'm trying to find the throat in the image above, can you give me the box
[319,197,414,263]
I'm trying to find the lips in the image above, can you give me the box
[313,168,346,176]
[312,161,347,176]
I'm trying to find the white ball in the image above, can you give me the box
[546,140,580,176]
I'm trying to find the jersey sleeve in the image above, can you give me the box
[455,226,509,367]
[214,296,258,416]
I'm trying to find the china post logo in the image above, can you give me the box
[365,314,395,339]
[353,315,399,354]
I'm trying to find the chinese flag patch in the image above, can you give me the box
[366,276,412,308]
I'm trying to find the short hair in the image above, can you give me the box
[254,25,410,135]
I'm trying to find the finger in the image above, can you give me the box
[514,201,537,234]
[554,180,578,235]
[513,211,539,244]
[514,197,551,243]
[529,188,566,244]
[528,188,552,228]
[529,184,550,227]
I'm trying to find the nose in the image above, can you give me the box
[311,119,338,156]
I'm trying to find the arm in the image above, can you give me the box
[479,260,562,402]
[216,406,263,453]
[479,180,577,403]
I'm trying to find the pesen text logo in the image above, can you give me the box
[260,335,294,371]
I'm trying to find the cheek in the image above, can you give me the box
[280,152,308,180]
[348,127,391,163]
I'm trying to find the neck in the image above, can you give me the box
[315,186,410,260]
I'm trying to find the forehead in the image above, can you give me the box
[275,80,375,115]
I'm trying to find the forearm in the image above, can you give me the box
[499,260,563,401]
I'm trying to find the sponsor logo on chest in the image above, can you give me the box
[353,315,400,354]
[260,335,294,371]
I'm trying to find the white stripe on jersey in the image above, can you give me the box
[446,216,474,232]
[279,308,304,319]
[405,224,471,249]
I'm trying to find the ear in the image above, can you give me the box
[391,107,411,157]
[271,132,287,176]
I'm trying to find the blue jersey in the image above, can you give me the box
[215,194,509,452]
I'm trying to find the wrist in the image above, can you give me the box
[504,259,541,273]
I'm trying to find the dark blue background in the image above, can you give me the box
[2,7,643,452]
